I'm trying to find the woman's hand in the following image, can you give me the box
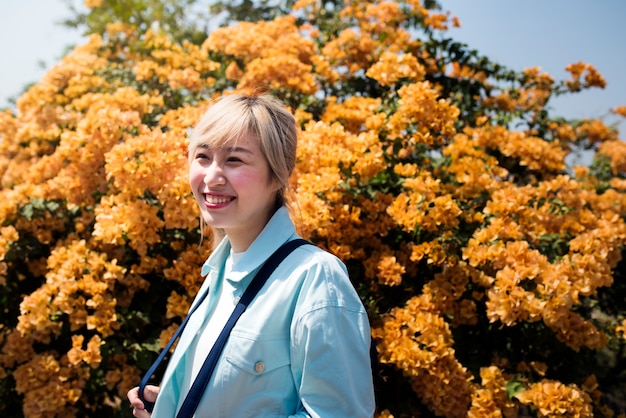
[128,385,159,418]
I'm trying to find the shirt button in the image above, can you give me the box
[233,296,240,305]
[254,361,265,373]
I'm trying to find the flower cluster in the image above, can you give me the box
[17,239,126,341]
[516,380,594,417]
[373,292,474,417]
[204,16,317,94]
[565,62,607,91]
[386,82,460,147]
[468,366,517,417]
[613,106,626,118]
[473,125,567,172]
[462,175,625,351]
[12,352,87,418]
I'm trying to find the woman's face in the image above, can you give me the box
[189,134,280,252]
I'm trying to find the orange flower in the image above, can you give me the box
[67,334,103,368]
[366,51,425,87]
[565,62,606,91]
[238,55,317,94]
[612,105,626,117]
[616,319,626,338]
[516,380,593,417]
[598,139,626,174]
[386,82,459,146]
[376,254,406,286]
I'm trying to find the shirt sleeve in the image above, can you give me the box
[289,256,376,418]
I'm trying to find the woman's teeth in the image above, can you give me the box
[205,195,232,204]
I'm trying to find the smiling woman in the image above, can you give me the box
[187,95,298,251]
[127,94,376,418]
[188,107,284,252]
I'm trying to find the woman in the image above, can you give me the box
[128,94,375,417]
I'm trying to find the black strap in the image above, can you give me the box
[138,238,309,414]
[138,287,210,412]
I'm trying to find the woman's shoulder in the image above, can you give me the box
[282,241,365,308]
[289,240,347,274]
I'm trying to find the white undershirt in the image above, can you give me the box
[184,249,245,389]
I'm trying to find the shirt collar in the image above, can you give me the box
[200,206,297,283]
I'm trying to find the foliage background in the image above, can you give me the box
[1,0,625,417]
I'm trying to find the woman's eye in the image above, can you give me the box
[195,148,211,158]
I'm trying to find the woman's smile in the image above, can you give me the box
[203,193,235,207]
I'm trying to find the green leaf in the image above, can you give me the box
[506,379,525,400]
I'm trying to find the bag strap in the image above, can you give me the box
[176,238,309,418]
[139,283,210,412]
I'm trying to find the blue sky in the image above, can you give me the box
[1,0,624,129]
[437,0,626,124]
[0,0,85,105]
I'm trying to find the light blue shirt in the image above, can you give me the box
[151,207,375,417]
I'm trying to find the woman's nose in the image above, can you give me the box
[204,163,226,185]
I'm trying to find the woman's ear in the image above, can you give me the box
[270,175,283,193]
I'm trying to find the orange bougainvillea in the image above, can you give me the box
[1,1,625,417]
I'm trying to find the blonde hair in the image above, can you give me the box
[188,94,298,238]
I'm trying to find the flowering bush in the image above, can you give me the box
[1,1,625,417]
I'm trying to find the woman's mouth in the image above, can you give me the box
[204,194,235,206]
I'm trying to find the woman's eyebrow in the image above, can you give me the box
[194,144,253,154]
[227,146,254,154]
